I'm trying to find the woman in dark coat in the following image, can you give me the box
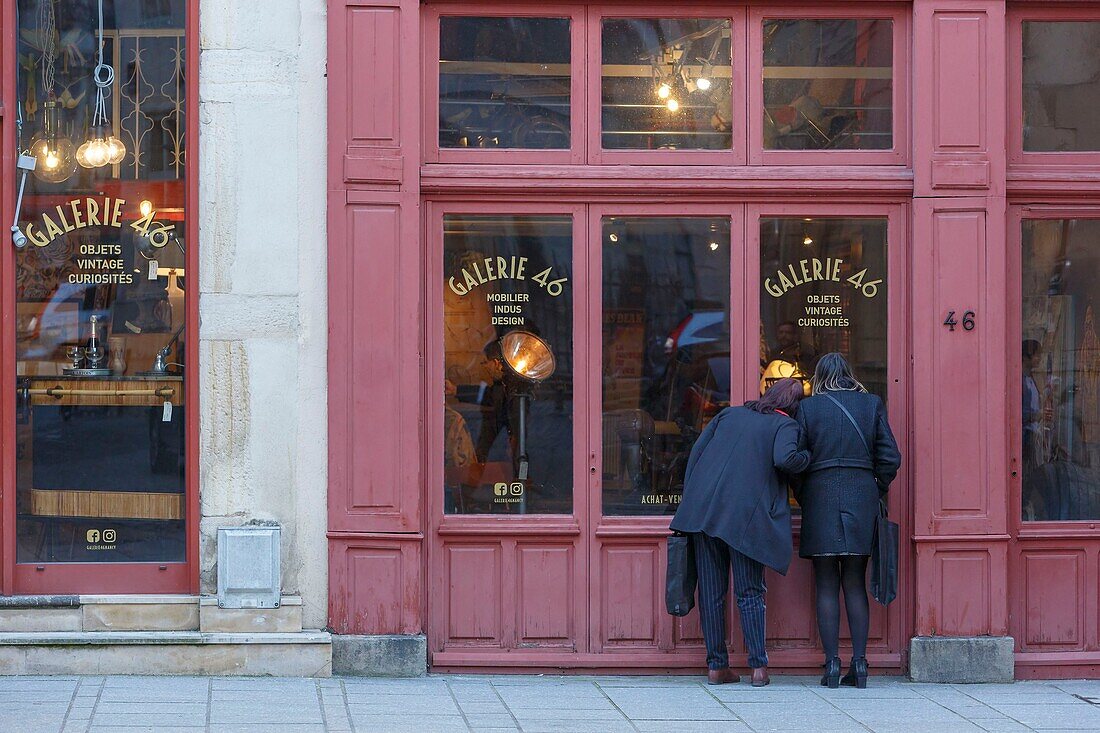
[795,353,901,689]
[671,378,811,687]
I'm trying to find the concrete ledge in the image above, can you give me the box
[909,636,1015,683]
[332,634,427,677]
[0,631,332,676]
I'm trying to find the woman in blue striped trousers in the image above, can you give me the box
[671,378,811,687]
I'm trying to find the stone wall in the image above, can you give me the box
[197,0,328,628]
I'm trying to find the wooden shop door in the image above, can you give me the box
[428,202,911,672]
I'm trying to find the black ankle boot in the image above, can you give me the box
[841,657,868,688]
[820,656,841,688]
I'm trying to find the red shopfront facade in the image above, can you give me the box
[327,1,1100,678]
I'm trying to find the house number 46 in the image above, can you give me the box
[943,310,976,332]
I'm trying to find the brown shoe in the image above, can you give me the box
[707,667,740,685]
[751,667,770,687]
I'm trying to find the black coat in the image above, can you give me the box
[794,391,901,558]
[670,406,811,575]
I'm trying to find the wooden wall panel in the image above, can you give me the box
[328,537,421,635]
[328,0,423,635]
[915,1,1005,195]
[600,544,659,648]
[516,544,575,647]
[446,544,503,645]
[1023,551,1084,649]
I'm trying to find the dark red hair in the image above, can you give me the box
[745,377,805,415]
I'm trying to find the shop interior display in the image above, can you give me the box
[439,16,892,151]
[13,0,187,563]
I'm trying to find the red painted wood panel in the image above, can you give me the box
[446,544,503,644]
[600,545,659,648]
[328,0,424,635]
[1023,552,1084,649]
[328,536,422,635]
[915,2,1004,196]
[516,544,575,646]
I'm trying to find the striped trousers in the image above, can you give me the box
[693,532,769,670]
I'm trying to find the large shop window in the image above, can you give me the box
[443,216,574,514]
[1022,220,1100,522]
[14,1,188,562]
[601,217,731,516]
[1022,22,1100,153]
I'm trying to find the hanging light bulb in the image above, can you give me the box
[695,60,715,92]
[30,100,77,183]
[656,82,672,100]
[803,235,814,246]
[666,99,680,112]
[105,133,126,165]
[79,0,127,169]
[139,200,154,217]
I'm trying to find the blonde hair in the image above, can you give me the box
[811,352,868,395]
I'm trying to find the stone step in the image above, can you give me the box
[0,630,331,676]
[199,596,303,633]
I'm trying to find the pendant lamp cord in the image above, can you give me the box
[91,0,113,128]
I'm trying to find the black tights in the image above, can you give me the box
[812,556,870,661]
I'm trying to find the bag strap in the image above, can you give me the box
[823,393,871,458]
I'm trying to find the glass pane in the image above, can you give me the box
[443,215,573,514]
[601,217,731,516]
[439,17,571,149]
[601,19,733,151]
[1023,22,1100,152]
[1022,219,1100,521]
[15,1,187,563]
[763,19,893,151]
[760,218,888,512]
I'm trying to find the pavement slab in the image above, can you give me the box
[0,673,1095,731]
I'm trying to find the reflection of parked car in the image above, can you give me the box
[17,283,108,362]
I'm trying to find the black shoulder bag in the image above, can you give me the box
[823,393,898,607]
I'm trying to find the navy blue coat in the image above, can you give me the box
[670,406,811,575]
[794,391,901,557]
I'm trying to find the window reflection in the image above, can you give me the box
[15,0,187,564]
[1023,22,1100,152]
[1022,219,1100,521]
[601,19,733,151]
[763,19,893,151]
[601,217,731,516]
[443,216,574,514]
[439,17,571,149]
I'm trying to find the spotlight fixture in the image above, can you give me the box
[499,331,556,483]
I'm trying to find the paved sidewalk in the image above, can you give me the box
[1,674,1099,733]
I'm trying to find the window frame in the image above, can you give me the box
[1008,6,1100,168]
[2,0,199,595]
[423,4,588,165]
[747,4,910,167]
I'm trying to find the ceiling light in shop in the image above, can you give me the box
[666,99,680,112]
[803,236,814,246]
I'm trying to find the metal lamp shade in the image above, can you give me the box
[501,331,556,383]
